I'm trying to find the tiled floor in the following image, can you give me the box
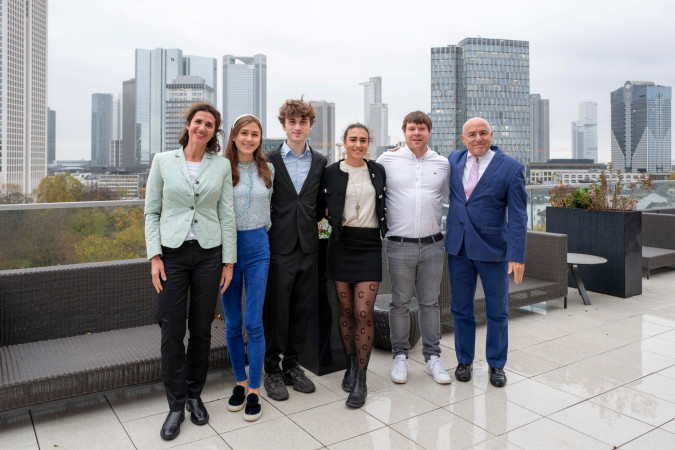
[3,269,675,449]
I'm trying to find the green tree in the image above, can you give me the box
[35,173,86,203]
[74,206,145,262]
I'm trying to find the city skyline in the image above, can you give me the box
[48,1,675,164]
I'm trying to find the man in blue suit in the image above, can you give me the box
[445,117,527,387]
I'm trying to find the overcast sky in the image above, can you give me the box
[49,0,675,163]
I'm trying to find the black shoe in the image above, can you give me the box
[244,393,262,422]
[160,411,184,441]
[283,366,316,393]
[342,356,358,392]
[185,397,209,425]
[228,385,247,412]
[455,363,473,382]
[346,368,367,408]
[489,367,507,387]
[264,372,289,401]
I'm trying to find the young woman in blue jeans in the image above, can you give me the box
[222,114,273,421]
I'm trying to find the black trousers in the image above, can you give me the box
[157,241,221,411]
[263,242,317,373]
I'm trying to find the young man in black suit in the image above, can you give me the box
[263,98,327,401]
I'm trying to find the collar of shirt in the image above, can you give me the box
[281,140,311,158]
[463,147,495,184]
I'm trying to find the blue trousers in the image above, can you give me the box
[221,227,270,389]
[448,244,509,368]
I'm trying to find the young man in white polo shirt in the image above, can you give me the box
[376,111,451,384]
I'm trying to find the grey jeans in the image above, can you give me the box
[385,238,445,361]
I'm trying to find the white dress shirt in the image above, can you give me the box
[462,149,495,186]
[377,146,450,238]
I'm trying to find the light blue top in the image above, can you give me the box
[233,162,274,231]
[281,140,312,194]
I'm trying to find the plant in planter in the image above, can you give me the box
[546,165,654,298]
[549,164,654,211]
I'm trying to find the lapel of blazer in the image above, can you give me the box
[473,148,505,196]
[174,149,192,185]
[298,145,321,195]
[194,152,213,181]
[269,147,296,193]
[451,150,468,200]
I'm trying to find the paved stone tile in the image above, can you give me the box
[221,416,321,450]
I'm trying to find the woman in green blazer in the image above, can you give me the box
[144,102,236,441]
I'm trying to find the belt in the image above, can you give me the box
[387,233,443,245]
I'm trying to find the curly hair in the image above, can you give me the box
[278,97,316,126]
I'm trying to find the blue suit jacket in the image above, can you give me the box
[445,146,528,263]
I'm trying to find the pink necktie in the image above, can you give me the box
[464,155,479,199]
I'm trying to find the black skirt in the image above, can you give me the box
[326,226,382,282]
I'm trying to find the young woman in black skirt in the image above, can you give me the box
[321,123,387,408]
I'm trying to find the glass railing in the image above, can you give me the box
[527,180,675,231]
[0,200,145,270]
[2,181,675,270]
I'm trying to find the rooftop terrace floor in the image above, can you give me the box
[3,270,675,449]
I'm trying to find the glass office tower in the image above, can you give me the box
[611,81,671,174]
[431,38,530,171]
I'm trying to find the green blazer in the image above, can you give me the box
[144,149,237,264]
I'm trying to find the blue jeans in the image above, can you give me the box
[221,227,270,389]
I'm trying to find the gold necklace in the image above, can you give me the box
[349,163,367,220]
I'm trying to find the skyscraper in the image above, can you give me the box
[47,109,56,165]
[165,76,215,149]
[529,94,549,163]
[308,100,335,163]
[222,54,267,138]
[359,76,389,148]
[122,78,137,167]
[571,101,598,162]
[184,56,217,100]
[135,48,183,165]
[430,38,530,169]
[0,0,48,195]
[611,81,671,173]
[91,94,113,167]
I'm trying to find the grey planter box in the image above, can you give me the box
[546,207,642,298]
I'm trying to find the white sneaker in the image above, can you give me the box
[390,354,409,384]
[425,355,451,384]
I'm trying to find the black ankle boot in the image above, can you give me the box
[346,368,367,408]
[342,356,358,392]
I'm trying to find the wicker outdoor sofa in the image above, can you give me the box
[0,259,229,412]
[373,231,569,349]
[642,212,675,279]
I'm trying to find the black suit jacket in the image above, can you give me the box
[267,145,327,254]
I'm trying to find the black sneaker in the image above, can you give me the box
[264,372,289,401]
[455,363,473,382]
[227,385,246,412]
[244,393,262,422]
[282,366,316,393]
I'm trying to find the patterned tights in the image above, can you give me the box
[335,281,378,370]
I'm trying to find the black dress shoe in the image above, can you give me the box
[455,363,473,382]
[160,410,184,441]
[283,366,316,393]
[185,397,209,425]
[489,367,507,387]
